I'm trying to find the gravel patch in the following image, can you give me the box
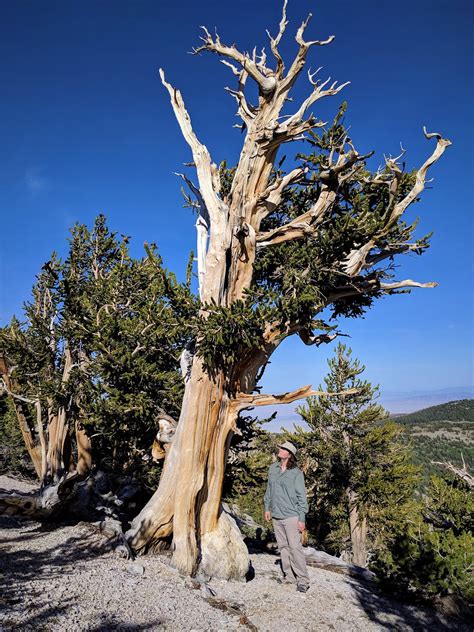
[0,475,464,631]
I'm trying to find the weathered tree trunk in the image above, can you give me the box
[16,400,44,479]
[0,470,137,559]
[347,489,368,568]
[127,349,325,577]
[76,419,92,476]
[45,404,71,482]
[128,358,249,577]
[0,472,81,518]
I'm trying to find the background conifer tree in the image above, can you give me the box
[290,343,419,566]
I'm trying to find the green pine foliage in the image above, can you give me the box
[395,400,474,482]
[408,435,474,484]
[195,300,268,378]
[373,474,474,602]
[226,344,472,603]
[399,400,474,424]
[223,416,277,523]
[247,104,431,330]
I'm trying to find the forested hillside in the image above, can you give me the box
[395,400,473,480]
[398,399,474,424]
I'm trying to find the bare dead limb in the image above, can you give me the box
[327,277,437,303]
[257,146,368,247]
[431,457,473,488]
[343,241,377,277]
[281,13,335,92]
[387,128,451,229]
[342,129,451,276]
[225,81,255,124]
[278,74,350,134]
[364,243,421,268]
[266,0,289,77]
[193,27,276,95]
[379,279,438,291]
[159,69,223,223]
[259,166,307,218]
[256,189,335,246]
[0,378,36,405]
[233,384,359,410]
[379,129,450,235]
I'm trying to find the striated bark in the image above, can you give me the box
[127,359,234,575]
[42,347,76,484]
[347,490,368,568]
[76,419,92,477]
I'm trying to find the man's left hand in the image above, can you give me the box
[298,521,305,533]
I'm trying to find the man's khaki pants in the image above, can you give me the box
[272,516,310,588]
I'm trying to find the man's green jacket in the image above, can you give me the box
[264,461,308,522]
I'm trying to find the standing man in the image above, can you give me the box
[264,441,310,593]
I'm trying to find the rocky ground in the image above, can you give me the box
[0,475,467,632]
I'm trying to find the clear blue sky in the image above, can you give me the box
[0,0,472,411]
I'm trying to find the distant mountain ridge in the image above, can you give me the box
[393,399,474,424]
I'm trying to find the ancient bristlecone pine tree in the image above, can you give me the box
[126,2,450,578]
[0,256,93,516]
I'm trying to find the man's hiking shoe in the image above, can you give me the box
[276,576,295,585]
[296,584,309,593]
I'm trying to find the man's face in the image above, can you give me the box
[278,447,291,459]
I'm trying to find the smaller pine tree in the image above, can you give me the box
[289,343,419,567]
